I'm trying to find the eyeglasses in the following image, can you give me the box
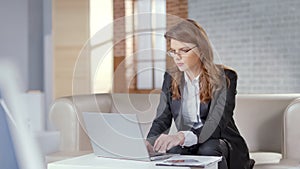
[167,46,197,58]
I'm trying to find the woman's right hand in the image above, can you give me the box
[153,132,185,153]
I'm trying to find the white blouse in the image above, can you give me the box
[180,72,203,147]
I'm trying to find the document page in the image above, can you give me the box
[156,155,221,167]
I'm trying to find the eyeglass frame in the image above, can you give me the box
[167,45,198,58]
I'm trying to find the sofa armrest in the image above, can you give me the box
[49,94,113,152]
[49,98,85,152]
[283,98,300,160]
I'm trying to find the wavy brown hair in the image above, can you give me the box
[165,19,223,103]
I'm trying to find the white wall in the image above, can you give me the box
[0,0,53,131]
[189,0,300,94]
[0,1,29,91]
[0,0,49,91]
[28,0,44,91]
[0,1,56,159]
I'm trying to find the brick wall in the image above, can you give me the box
[166,0,188,19]
[113,0,126,92]
[113,0,126,57]
[188,0,300,94]
[166,0,188,71]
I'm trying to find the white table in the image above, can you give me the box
[48,153,221,169]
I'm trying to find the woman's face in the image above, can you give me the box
[169,39,202,75]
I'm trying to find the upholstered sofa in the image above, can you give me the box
[46,93,300,169]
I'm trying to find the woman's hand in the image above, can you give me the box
[153,132,185,153]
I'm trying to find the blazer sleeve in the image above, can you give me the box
[219,69,238,129]
[191,69,238,143]
[146,72,173,145]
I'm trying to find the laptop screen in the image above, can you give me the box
[0,99,19,169]
[83,112,152,161]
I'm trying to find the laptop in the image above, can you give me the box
[82,112,175,161]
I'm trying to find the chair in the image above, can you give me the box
[0,99,19,169]
[0,62,45,169]
[254,98,300,169]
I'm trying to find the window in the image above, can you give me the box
[125,0,166,93]
[90,0,113,93]
[89,0,167,94]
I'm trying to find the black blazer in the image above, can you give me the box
[147,68,251,169]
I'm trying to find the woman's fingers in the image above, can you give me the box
[154,133,183,152]
[154,134,168,152]
[154,135,165,152]
[166,140,174,151]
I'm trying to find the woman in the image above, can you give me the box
[146,19,254,169]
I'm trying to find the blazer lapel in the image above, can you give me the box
[198,82,227,143]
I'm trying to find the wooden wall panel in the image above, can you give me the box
[53,0,90,98]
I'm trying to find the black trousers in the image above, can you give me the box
[167,139,229,169]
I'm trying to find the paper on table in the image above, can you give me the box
[155,155,222,168]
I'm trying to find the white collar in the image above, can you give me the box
[184,72,200,84]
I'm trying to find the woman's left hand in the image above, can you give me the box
[153,132,185,153]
